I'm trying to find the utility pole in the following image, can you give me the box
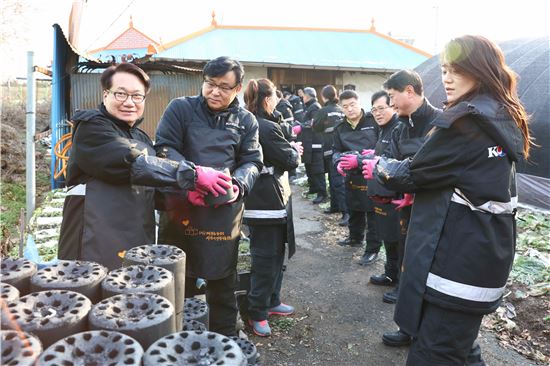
[26,51,36,222]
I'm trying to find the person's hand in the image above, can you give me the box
[391,193,414,210]
[362,156,380,180]
[292,125,302,136]
[371,196,392,204]
[339,154,359,170]
[217,184,240,207]
[195,166,232,197]
[361,149,375,157]
[187,190,207,207]
[336,161,347,177]
[290,141,304,155]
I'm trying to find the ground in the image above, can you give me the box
[245,185,547,366]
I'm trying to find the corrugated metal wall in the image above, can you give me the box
[70,73,202,138]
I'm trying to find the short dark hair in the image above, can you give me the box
[321,85,338,103]
[283,91,292,98]
[383,70,423,95]
[203,56,244,84]
[100,63,150,93]
[276,90,283,98]
[339,90,359,102]
[371,90,390,106]
[343,83,356,91]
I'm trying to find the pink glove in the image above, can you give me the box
[187,190,207,207]
[336,161,347,177]
[361,149,375,157]
[362,156,380,180]
[195,166,232,197]
[290,141,304,155]
[391,193,414,211]
[292,125,302,136]
[339,154,359,170]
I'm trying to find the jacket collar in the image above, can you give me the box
[407,98,439,127]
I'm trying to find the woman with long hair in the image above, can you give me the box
[363,35,531,364]
[242,78,303,337]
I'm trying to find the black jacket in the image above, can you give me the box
[154,95,263,280]
[312,100,345,157]
[243,113,301,258]
[288,95,305,123]
[332,111,379,211]
[367,114,400,198]
[276,98,294,125]
[298,98,323,165]
[390,98,441,160]
[58,105,195,270]
[375,94,523,336]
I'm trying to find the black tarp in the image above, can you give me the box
[415,37,549,209]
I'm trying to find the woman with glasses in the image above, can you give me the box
[363,35,531,365]
[242,78,303,337]
[58,63,228,270]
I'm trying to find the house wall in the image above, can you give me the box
[341,72,391,108]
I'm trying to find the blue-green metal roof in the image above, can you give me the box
[153,27,430,71]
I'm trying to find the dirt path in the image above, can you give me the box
[248,185,537,366]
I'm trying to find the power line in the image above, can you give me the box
[83,0,136,52]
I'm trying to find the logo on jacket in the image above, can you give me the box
[488,145,506,158]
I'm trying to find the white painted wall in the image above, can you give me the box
[237,65,268,105]
[342,72,391,109]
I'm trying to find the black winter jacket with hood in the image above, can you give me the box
[312,100,345,157]
[374,94,523,336]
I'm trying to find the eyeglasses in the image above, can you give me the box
[370,106,390,114]
[203,79,239,93]
[107,90,146,104]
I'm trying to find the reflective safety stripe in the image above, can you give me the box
[294,108,304,114]
[282,117,294,122]
[260,166,275,175]
[312,144,322,149]
[426,272,505,302]
[243,209,287,219]
[323,150,333,157]
[66,184,86,196]
[451,188,517,214]
[324,127,335,133]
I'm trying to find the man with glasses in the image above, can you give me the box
[332,90,381,260]
[155,56,263,336]
[59,63,209,270]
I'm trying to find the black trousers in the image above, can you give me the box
[383,241,399,279]
[185,273,238,336]
[247,225,286,321]
[407,302,485,366]
[349,210,381,253]
[324,156,347,212]
[396,205,412,280]
[305,162,327,196]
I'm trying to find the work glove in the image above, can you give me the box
[371,196,393,205]
[339,154,359,170]
[218,185,240,206]
[362,156,381,180]
[187,190,207,207]
[391,193,414,210]
[361,149,375,157]
[195,166,232,197]
[290,141,304,155]
[292,125,302,136]
[336,161,347,177]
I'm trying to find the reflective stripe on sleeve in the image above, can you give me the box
[243,209,287,219]
[66,184,86,196]
[312,144,323,149]
[426,272,505,302]
[451,188,517,214]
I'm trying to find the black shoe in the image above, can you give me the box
[323,208,338,214]
[358,252,379,266]
[312,195,327,204]
[370,273,398,286]
[337,237,365,247]
[338,213,350,226]
[383,286,399,304]
[382,330,411,347]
